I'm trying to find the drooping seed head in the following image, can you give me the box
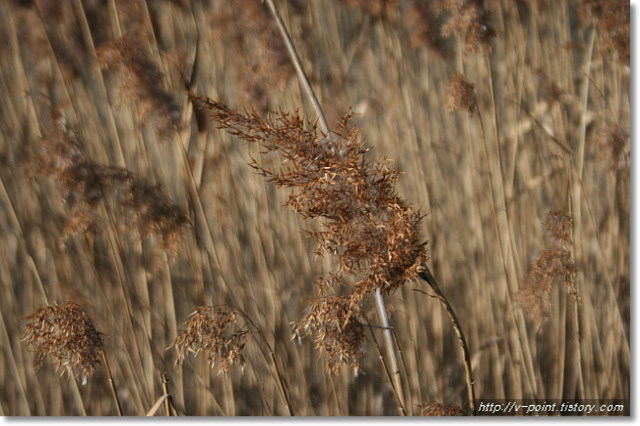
[22,302,103,384]
[170,306,249,375]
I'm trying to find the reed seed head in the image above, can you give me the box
[193,96,427,371]
[205,0,293,109]
[596,123,624,172]
[293,295,365,374]
[544,210,572,248]
[421,400,465,416]
[534,68,563,107]
[26,113,189,267]
[170,306,249,375]
[516,211,578,330]
[445,74,477,115]
[406,1,447,55]
[339,0,401,18]
[193,96,427,300]
[442,0,495,56]
[22,302,103,384]
[578,0,630,64]
[96,36,181,137]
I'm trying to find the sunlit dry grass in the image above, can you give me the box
[0,0,630,416]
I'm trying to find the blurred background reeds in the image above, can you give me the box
[0,0,629,415]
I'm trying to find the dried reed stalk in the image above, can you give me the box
[161,372,173,416]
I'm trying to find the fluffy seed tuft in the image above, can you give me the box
[26,113,189,267]
[445,74,477,115]
[22,302,103,384]
[442,0,495,56]
[421,400,465,416]
[516,211,578,330]
[292,295,366,373]
[170,306,249,375]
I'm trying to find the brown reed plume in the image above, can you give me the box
[22,301,123,415]
[339,0,446,55]
[441,0,495,56]
[534,68,563,107]
[203,0,293,109]
[26,113,189,266]
[170,306,249,374]
[405,1,447,55]
[577,0,630,64]
[22,301,103,383]
[420,400,465,416]
[339,0,400,18]
[96,36,181,137]
[192,97,427,357]
[596,123,625,172]
[444,74,477,115]
[293,295,366,374]
[516,211,579,330]
[170,305,293,415]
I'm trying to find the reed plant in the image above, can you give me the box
[0,0,629,416]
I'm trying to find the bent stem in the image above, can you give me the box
[419,264,476,416]
[263,0,406,412]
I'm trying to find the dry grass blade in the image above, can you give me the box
[145,394,171,416]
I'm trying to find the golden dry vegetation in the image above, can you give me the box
[0,0,630,416]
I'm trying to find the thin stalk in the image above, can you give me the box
[374,289,407,411]
[419,264,476,416]
[364,318,407,416]
[569,27,596,403]
[226,305,294,416]
[477,100,537,398]
[390,325,412,411]
[263,0,406,413]
[100,347,123,416]
[71,0,127,168]
[263,0,329,134]
[161,372,172,416]
[102,206,154,411]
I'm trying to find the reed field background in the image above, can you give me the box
[0,0,630,416]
